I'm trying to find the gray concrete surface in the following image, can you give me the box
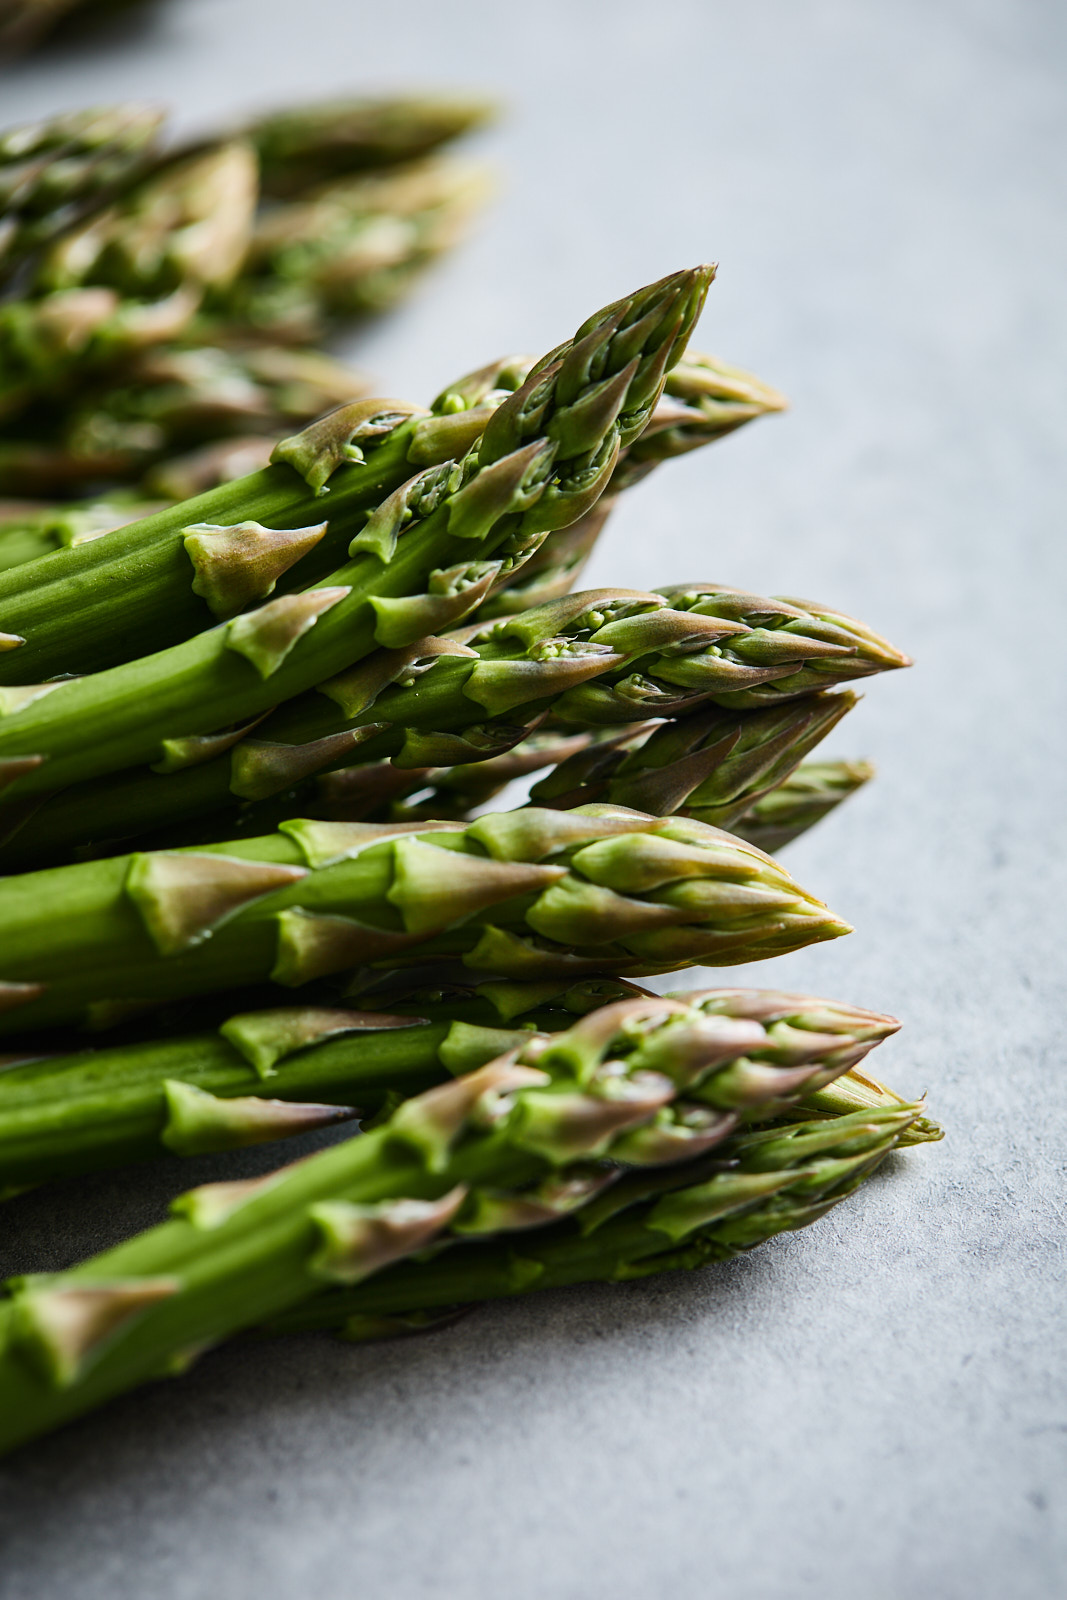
[1,1,1065,1595]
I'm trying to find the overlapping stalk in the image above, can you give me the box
[0,576,905,867]
[0,982,897,1192]
[0,804,850,1036]
[0,991,903,1453]
[530,691,858,824]
[0,344,371,496]
[0,267,712,804]
[0,491,165,573]
[261,1103,931,1341]
[479,351,788,618]
[731,759,876,852]
[0,327,768,686]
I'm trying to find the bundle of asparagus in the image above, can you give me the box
[0,991,938,1453]
[0,129,934,1456]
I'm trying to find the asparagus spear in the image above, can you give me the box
[615,351,789,489]
[209,157,493,344]
[0,981,895,1192]
[0,804,850,1035]
[529,691,856,825]
[244,94,497,197]
[0,142,259,425]
[262,1103,928,1340]
[0,343,371,496]
[731,759,876,852]
[0,335,720,682]
[0,266,712,793]
[0,105,164,283]
[0,992,886,1453]
[0,578,905,867]
[0,491,166,572]
[359,730,600,826]
[478,351,788,618]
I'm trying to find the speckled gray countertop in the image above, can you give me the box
[0,2,1064,1595]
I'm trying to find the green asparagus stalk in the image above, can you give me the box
[0,142,259,425]
[0,981,895,1192]
[261,1103,927,1340]
[472,496,615,617]
[137,357,535,502]
[614,351,789,490]
[0,266,712,795]
[0,991,888,1453]
[0,491,166,572]
[730,759,876,852]
[208,157,493,344]
[0,105,164,283]
[359,730,600,825]
[0,576,905,867]
[244,94,497,198]
[0,343,371,497]
[530,691,856,823]
[0,325,725,684]
[479,351,788,618]
[0,804,850,1036]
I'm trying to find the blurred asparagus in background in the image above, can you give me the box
[0,343,370,494]
[0,140,259,422]
[243,94,497,195]
[0,0,153,58]
[203,157,493,345]
[0,104,164,281]
[0,93,499,509]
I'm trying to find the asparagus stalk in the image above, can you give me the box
[0,992,889,1453]
[0,105,164,282]
[731,759,876,852]
[0,142,259,425]
[0,331,770,680]
[0,491,166,571]
[208,157,493,344]
[0,344,371,497]
[478,351,788,618]
[0,578,905,867]
[0,981,896,1192]
[0,804,850,1035]
[0,266,712,793]
[530,691,857,824]
[614,351,789,489]
[244,94,497,197]
[262,1103,927,1340]
[358,730,600,826]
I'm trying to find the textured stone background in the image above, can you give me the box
[1,2,1065,1595]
